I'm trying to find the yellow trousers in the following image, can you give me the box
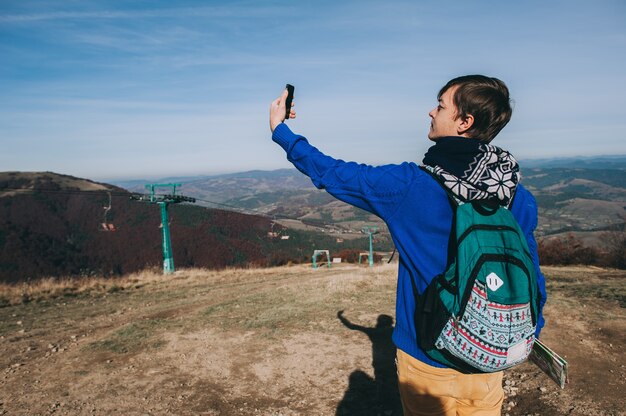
[396,349,504,416]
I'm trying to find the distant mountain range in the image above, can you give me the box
[111,155,626,247]
[519,155,626,170]
[111,155,626,190]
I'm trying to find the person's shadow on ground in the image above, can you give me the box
[335,311,403,416]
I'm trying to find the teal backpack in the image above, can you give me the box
[414,171,541,373]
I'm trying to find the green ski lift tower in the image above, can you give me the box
[131,183,196,274]
[361,226,379,267]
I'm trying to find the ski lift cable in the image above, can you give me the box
[1,187,296,218]
[2,185,396,255]
[0,187,131,198]
[1,186,386,236]
[0,187,288,223]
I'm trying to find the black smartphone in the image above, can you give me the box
[285,84,295,120]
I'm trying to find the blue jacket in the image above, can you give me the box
[272,123,547,368]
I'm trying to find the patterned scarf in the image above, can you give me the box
[422,136,519,207]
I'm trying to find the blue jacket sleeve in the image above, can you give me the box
[272,123,415,221]
[527,225,547,337]
[512,188,547,337]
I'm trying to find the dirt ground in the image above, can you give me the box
[0,264,624,415]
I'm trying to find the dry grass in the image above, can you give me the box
[0,267,182,306]
[0,263,334,307]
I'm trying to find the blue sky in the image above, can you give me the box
[1,0,625,180]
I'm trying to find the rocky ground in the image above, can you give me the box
[0,264,624,415]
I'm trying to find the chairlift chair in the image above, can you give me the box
[268,217,283,238]
[99,192,116,232]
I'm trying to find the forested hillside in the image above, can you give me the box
[0,172,377,282]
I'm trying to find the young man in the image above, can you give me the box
[269,75,547,416]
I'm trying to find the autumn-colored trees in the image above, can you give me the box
[538,230,625,269]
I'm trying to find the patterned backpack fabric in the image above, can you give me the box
[414,182,541,373]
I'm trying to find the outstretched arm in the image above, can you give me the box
[337,310,367,332]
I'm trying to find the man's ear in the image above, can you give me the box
[457,114,475,136]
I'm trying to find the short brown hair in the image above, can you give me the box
[439,75,513,142]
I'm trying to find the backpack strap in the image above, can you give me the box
[471,200,499,216]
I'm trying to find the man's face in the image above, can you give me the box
[428,86,462,141]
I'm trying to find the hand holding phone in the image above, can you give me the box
[285,84,295,120]
[269,84,296,132]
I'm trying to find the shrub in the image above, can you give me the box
[538,229,626,269]
[538,234,599,266]
[335,249,383,264]
[599,229,626,269]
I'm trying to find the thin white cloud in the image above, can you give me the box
[0,5,290,23]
